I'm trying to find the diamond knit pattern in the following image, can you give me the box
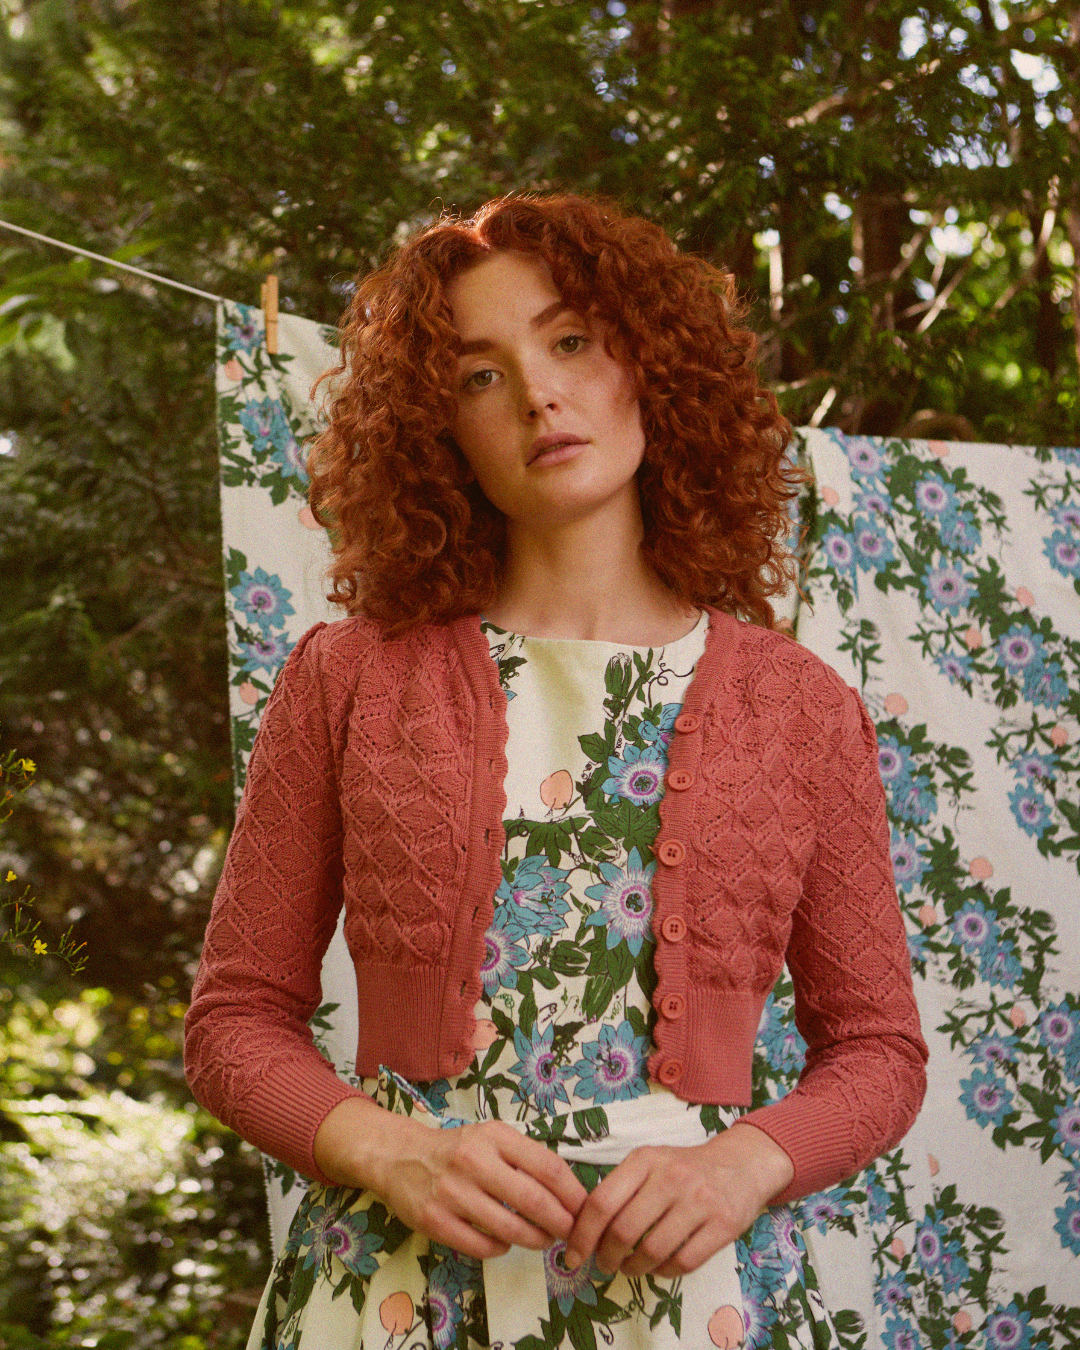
[184,607,927,1201]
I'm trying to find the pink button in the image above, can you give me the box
[666,769,693,791]
[673,713,700,734]
[658,1059,683,1085]
[658,840,687,866]
[660,915,686,942]
[659,993,686,1020]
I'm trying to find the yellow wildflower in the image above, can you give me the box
[4,870,14,883]
[20,759,36,773]
[33,939,48,955]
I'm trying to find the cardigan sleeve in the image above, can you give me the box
[184,622,371,1183]
[737,680,928,1204]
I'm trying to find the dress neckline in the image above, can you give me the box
[479,607,709,654]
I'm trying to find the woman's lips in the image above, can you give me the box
[529,439,587,467]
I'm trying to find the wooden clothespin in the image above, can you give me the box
[260,273,279,355]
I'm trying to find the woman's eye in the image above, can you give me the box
[464,368,496,390]
[558,334,588,353]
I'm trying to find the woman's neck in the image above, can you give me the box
[486,507,699,645]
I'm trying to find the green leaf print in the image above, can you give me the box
[581,971,615,1021]
[549,940,590,976]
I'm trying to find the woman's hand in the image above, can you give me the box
[562,1121,795,1279]
[314,1097,588,1261]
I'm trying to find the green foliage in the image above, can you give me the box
[1,749,87,972]
[0,963,267,1348]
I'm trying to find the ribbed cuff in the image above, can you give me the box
[241,1057,373,1185]
[737,1091,856,1206]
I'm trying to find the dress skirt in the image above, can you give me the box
[245,1067,838,1350]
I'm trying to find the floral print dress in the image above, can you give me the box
[246,612,838,1350]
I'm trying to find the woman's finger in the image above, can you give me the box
[591,1182,675,1275]
[503,1131,590,1216]
[653,1219,734,1279]
[445,1185,560,1251]
[563,1152,653,1269]
[618,1205,710,1277]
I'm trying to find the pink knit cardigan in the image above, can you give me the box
[184,606,927,1205]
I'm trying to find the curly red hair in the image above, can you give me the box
[307,190,801,635]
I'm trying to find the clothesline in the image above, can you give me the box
[0,217,228,303]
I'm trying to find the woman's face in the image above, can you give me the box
[445,250,645,531]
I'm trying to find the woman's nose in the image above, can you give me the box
[518,364,560,419]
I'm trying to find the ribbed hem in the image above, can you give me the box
[647,987,763,1105]
[355,964,454,1080]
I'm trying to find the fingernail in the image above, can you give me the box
[564,1248,582,1269]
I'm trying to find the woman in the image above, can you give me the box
[185,191,927,1350]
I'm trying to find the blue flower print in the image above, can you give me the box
[1053,1102,1080,1155]
[638,703,680,748]
[231,567,296,635]
[874,1272,911,1313]
[891,774,936,827]
[324,1208,383,1278]
[969,1032,1019,1067]
[889,828,928,892]
[940,509,982,552]
[980,938,1022,988]
[1054,1195,1080,1254]
[914,474,958,520]
[291,1197,381,1274]
[881,1315,920,1350]
[572,1020,649,1104]
[912,1217,950,1272]
[510,1023,572,1113]
[840,434,886,480]
[923,561,973,614]
[852,517,895,571]
[798,1189,854,1235]
[996,625,1045,674]
[1045,529,1080,578]
[993,626,1069,708]
[495,857,571,938]
[757,993,807,1074]
[953,900,997,954]
[764,1206,805,1278]
[238,629,294,674]
[1051,500,1080,531]
[584,847,655,955]
[480,907,529,996]
[601,743,666,805]
[1013,750,1056,788]
[876,736,915,789]
[239,396,291,456]
[865,1167,891,1223]
[427,1246,480,1350]
[820,526,858,576]
[739,1213,788,1295]
[1038,1003,1080,1074]
[543,1242,600,1316]
[854,487,892,518]
[959,1067,1014,1126]
[984,1301,1035,1350]
[222,304,263,353]
[940,1249,970,1297]
[934,647,973,685]
[1008,782,1053,837]
[906,929,929,963]
[1022,659,1069,711]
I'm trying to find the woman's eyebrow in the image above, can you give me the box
[456,300,577,355]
